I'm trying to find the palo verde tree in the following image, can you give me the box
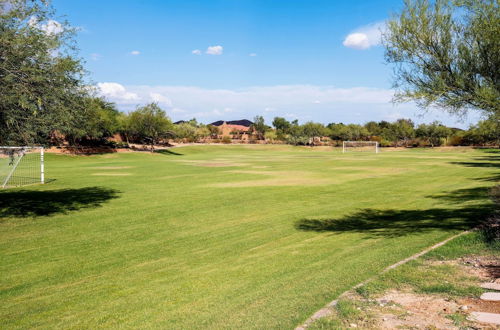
[384,0,499,121]
[126,103,173,151]
[251,115,267,140]
[0,0,88,145]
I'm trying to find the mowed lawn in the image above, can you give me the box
[0,145,498,329]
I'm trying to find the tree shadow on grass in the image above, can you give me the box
[295,206,492,238]
[296,184,495,238]
[0,187,120,219]
[426,187,490,203]
[450,161,500,168]
[156,149,183,156]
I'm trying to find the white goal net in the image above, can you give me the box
[0,147,44,188]
[342,141,379,153]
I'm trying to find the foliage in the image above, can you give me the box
[251,115,267,139]
[0,0,88,145]
[221,135,232,144]
[64,97,121,144]
[462,118,500,146]
[416,121,452,147]
[207,124,219,139]
[172,122,198,142]
[264,130,277,142]
[384,0,500,118]
[125,103,173,149]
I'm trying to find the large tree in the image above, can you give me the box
[126,103,173,150]
[0,0,88,145]
[383,0,499,120]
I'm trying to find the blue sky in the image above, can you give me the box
[54,0,481,127]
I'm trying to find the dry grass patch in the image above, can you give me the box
[90,166,133,170]
[211,168,408,187]
[91,172,131,176]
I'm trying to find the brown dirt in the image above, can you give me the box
[375,290,460,329]
[328,256,499,330]
[370,256,500,329]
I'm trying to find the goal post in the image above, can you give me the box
[342,141,379,153]
[0,147,44,188]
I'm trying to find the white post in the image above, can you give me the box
[342,141,345,153]
[40,147,45,184]
[375,142,379,154]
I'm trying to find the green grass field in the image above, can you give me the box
[0,145,498,329]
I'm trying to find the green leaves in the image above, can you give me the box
[384,0,500,118]
[0,0,86,145]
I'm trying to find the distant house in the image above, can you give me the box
[209,119,253,127]
[210,119,254,140]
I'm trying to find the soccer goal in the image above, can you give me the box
[342,141,379,153]
[0,147,44,188]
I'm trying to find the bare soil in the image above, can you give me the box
[344,256,499,329]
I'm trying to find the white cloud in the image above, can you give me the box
[343,22,385,50]
[130,50,140,55]
[90,53,101,61]
[96,82,480,128]
[97,82,139,103]
[192,49,201,55]
[249,53,257,57]
[43,20,63,35]
[206,45,223,55]
[149,92,172,107]
[28,17,64,35]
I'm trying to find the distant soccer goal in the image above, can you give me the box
[342,141,379,153]
[0,147,44,188]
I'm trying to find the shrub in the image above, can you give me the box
[221,136,232,144]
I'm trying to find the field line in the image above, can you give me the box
[295,230,470,329]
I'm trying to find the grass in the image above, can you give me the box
[0,145,498,329]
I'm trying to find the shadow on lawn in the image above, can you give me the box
[296,151,499,237]
[0,187,120,219]
[295,206,492,238]
[156,149,183,156]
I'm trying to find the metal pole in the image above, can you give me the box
[342,141,345,153]
[40,147,44,184]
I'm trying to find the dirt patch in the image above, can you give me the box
[91,172,131,176]
[211,168,407,187]
[177,160,248,167]
[90,166,132,170]
[210,170,330,187]
[458,256,500,281]
[374,290,461,329]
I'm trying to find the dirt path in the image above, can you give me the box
[295,231,471,330]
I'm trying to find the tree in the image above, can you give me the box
[416,121,452,147]
[463,118,500,146]
[172,122,198,142]
[64,97,121,145]
[0,0,89,145]
[207,125,220,139]
[391,119,415,146]
[126,103,173,151]
[384,0,500,119]
[252,115,267,140]
[302,122,328,145]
